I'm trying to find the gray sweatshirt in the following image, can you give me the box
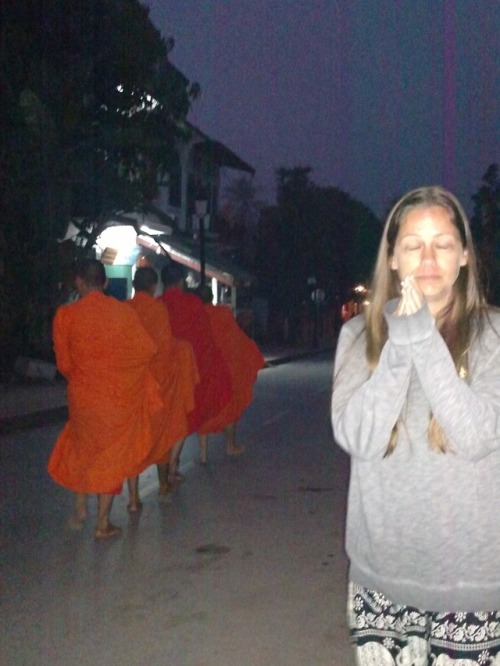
[331,300,500,611]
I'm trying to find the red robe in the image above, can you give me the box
[48,291,161,493]
[199,304,265,434]
[127,291,199,464]
[160,287,231,433]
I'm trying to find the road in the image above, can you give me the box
[0,353,353,666]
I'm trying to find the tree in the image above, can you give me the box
[253,167,380,342]
[471,164,500,304]
[273,166,315,322]
[0,0,197,366]
[217,175,264,266]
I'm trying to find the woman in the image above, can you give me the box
[331,186,500,664]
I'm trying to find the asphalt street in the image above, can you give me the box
[0,352,353,666]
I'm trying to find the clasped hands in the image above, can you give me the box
[394,275,425,316]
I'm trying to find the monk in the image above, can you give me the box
[126,266,199,508]
[159,263,232,483]
[48,259,161,538]
[196,285,265,463]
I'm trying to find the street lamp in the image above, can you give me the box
[195,198,208,285]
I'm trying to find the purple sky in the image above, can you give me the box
[144,1,499,218]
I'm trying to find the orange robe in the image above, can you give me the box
[48,291,161,493]
[127,291,199,465]
[199,304,265,434]
[160,287,232,433]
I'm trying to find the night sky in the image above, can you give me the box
[144,1,499,218]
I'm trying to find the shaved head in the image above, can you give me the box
[161,263,186,289]
[133,266,158,292]
[75,259,106,289]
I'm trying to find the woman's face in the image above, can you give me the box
[390,205,468,315]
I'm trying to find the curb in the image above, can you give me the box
[0,406,68,436]
[263,346,333,368]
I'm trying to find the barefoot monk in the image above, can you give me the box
[159,263,232,483]
[126,266,199,507]
[195,286,265,462]
[48,259,161,538]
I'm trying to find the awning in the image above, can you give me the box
[137,234,255,288]
[58,211,173,245]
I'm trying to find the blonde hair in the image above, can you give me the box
[365,186,486,453]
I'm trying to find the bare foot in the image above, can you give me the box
[158,483,171,496]
[72,492,88,527]
[168,471,185,488]
[127,501,143,514]
[227,445,245,457]
[94,523,122,539]
[67,514,86,531]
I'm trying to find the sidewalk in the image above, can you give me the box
[0,341,335,434]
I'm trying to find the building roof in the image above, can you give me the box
[194,139,255,175]
[188,123,255,175]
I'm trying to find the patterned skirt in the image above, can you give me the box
[348,582,500,665]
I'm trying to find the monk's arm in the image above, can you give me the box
[52,307,73,378]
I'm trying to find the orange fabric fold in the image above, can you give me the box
[198,304,265,434]
[127,291,199,465]
[160,288,231,433]
[47,291,162,493]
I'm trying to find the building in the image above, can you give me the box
[60,124,256,312]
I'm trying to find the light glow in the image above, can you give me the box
[96,225,138,265]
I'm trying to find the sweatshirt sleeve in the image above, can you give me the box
[404,309,500,461]
[331,315,413,460]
